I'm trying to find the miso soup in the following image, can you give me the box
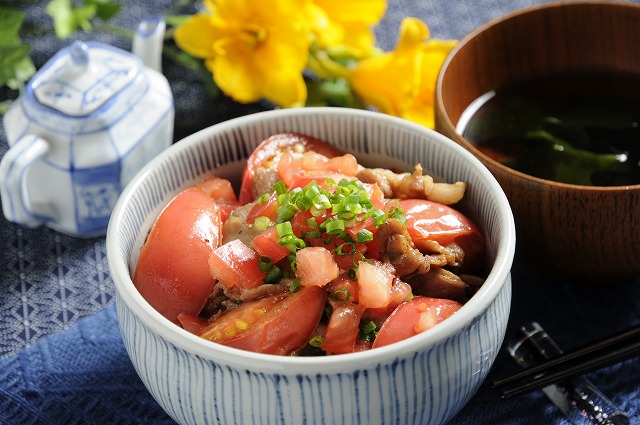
[458,70,640,186]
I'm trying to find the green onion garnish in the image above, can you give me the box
[331,288,351,302]
[355,229,373,244]
[388,205,407,224]
[273,180,287,195]
[256,178,405,256]
[325,219,345,235]
[257,193,270,205]
[309,335,324,347]
[254,216,271,231]
[335,242,354,256]
[257,256,273,272]
[289,278,301,293]
[264,266,283,284]
[358,320,378,342]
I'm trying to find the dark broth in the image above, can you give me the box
[458,70,640,186]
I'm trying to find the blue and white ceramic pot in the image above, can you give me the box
[0,17,174,237]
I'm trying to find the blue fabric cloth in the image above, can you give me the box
[1,1,639,424]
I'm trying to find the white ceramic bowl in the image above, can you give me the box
[106,108,516,425]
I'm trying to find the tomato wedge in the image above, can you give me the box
[177,313,208,334]
[198,286,327,355]
[400,199,485,272]
[372,296,462,348]
[208,239,266,290]
[239,133,343,204]
[322,302,366,354]
[133,187,222,323]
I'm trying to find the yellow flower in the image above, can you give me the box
[310,0,386,58]
[349,17,457,128]
[174,0,313,107]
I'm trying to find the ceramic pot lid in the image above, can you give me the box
[30,41,142,117]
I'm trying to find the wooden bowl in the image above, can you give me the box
[435,1,640,283]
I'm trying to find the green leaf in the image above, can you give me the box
[85,0,121,21]
[524,129,625,185]
[0,47,36,90]
[0,8,35,91]
[305,78,365,109]
[46,0,97,38]
[0,7,24,44]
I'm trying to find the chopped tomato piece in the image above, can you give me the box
[208,239,266,290]
[363,182,386,211]
[196,176,237,201]
[301,151,330,171]
[325,153,359,176]
[195,176,239,222]
[365,279,413,318]
[290,210,328,237]
[372,296,462,348]
[252,226,290,263]
[246,192,278,223]
[214,199,241,223]
[322,302,366,354]
[296,247,339,287]
[289,171,355,189]
[364,239,381,260]
[199,286,327,355]
[133,187,222,323]
[400,199,485,272]
[326,275,359,303]
[327,238,366,271]
[357,260,395,309]
[278,151,359,188]
[277,151,306,187]
[345,217,375,240]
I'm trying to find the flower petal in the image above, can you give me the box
[349,17,456,128]
[310,0,386,57]
[174,15,219,59]
[209,44,264,103]
[313,0,386,25]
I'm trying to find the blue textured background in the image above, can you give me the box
[0,1,638,424]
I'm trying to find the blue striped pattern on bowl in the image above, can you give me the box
[107,107,516,425]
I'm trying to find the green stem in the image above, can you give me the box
[162,44,200,73]
[92,22,133,39]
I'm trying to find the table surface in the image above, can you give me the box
[1,1,639,424]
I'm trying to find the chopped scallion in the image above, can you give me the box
[257,193,270,205]
[309,335,324,347]
[254,216,271,231]
[289,278,301,293]
[335,242,354,256]
[355,229,373,244]
[331,288,351,302]
[273,180,287,195]
[264,266,283,284]
[325,219,345,235]
[257,256,273,273]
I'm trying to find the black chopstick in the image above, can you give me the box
[492,324,640,399]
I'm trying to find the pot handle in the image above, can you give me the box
[0,134,56,228]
